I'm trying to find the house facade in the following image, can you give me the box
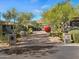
[0,21,15,35]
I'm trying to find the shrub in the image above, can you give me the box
[16,33,21,38]
[52,32,63,37]
[68,30,79,43]
[28,28,33,34]
[0,35,8,43]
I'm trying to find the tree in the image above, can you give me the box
[17,12,32,26]
[31,21,41,28]
[14,12,33,33]
[10,8,17,23]
[3,8,17,23]
[31,21,42,31]
[42,1,79,32]
[3,11,12,22]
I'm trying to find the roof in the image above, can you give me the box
[0,21,15,25]
[37,18,44,23]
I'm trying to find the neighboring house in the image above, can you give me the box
[0,21,15,35]
[36,18,44,24]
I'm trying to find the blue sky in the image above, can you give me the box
[0,0,79,20]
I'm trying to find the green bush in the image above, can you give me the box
[52,32,63,38]
[68,30,79,43]
[28,28,33,34]
[0,35,8,43]
[15,24,27,34]
[16,33,21,38]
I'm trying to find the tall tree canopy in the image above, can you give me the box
[17,12,33,26]
[3,8,17,23]
[42,1,79,32]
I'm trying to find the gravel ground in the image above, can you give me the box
[1,31,79,59]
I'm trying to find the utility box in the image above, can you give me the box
[63,33,71,43]
[8,33,16,45]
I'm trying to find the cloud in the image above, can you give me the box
[31,0,38,3]
[34,9,41,13]
[0,4,4,9]
[33,9,43,14]
[41,5,49,9]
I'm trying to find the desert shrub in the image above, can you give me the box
[52,32,63,37]
[68,30,79,43]
[15,24,27,34]
[0,35,8,43]
[16,33,21,38]
[28,28,33,34]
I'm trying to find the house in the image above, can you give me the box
[0,21,15,35]
[36,18,44,24]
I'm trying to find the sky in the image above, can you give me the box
[0,0,79,20]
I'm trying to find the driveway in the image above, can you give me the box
[0,46,79,59]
